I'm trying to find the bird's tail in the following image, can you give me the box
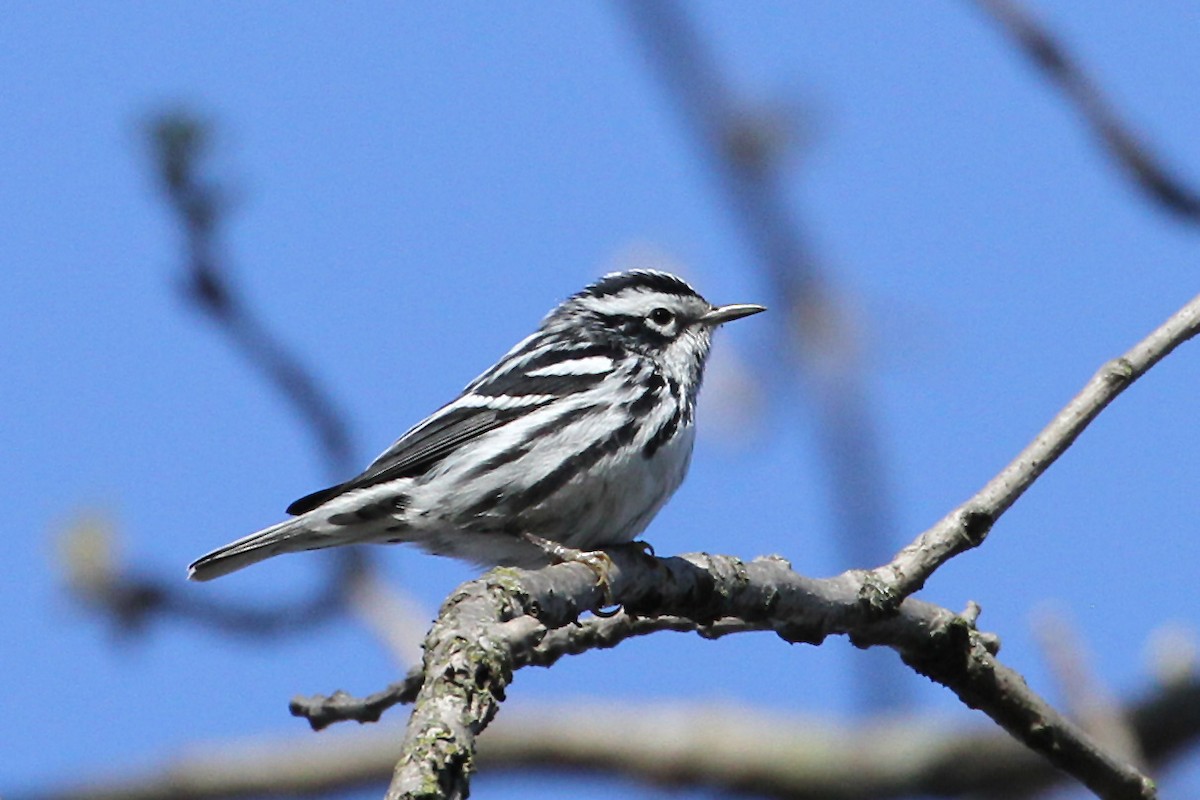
[187,517,322,581]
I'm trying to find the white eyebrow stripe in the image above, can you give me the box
[577,290,666,318]
[525,356,614,377]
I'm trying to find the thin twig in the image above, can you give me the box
[291,669,425,731]
[290,613,768,730]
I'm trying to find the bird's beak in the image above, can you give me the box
[700,303,767,326]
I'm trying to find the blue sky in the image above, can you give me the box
[4,3,1200,798]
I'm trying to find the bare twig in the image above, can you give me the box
[972,0,1200,221]
[868,292,1200,605]
[290,613,768,730]
[292,669,425,731]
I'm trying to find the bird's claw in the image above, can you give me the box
[573,549,616,605]
[522,533,616,606]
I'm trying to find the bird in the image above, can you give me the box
[188,270,764,581]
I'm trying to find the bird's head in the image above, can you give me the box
[543,269,765,389]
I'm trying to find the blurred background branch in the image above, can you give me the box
[972,0,1200,222]
[25,670,1200,800]
[619,0,905,713]
[57,114,380,638]
[1035,606,1146,770]
[150,114,358,477]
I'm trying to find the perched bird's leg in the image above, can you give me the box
[522,533,616,606]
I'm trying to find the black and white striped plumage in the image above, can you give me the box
[188,270,764,581]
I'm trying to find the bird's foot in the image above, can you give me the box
[522,533,616,606]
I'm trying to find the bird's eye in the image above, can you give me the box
[649,307,674,326]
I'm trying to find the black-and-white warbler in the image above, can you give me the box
[188,270,764,581]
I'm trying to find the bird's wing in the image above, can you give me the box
[286,338,622,516]
[285,398,541,515]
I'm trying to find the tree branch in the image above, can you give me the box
[384,552,1154,799]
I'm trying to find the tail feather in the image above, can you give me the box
[188,518,317,582]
